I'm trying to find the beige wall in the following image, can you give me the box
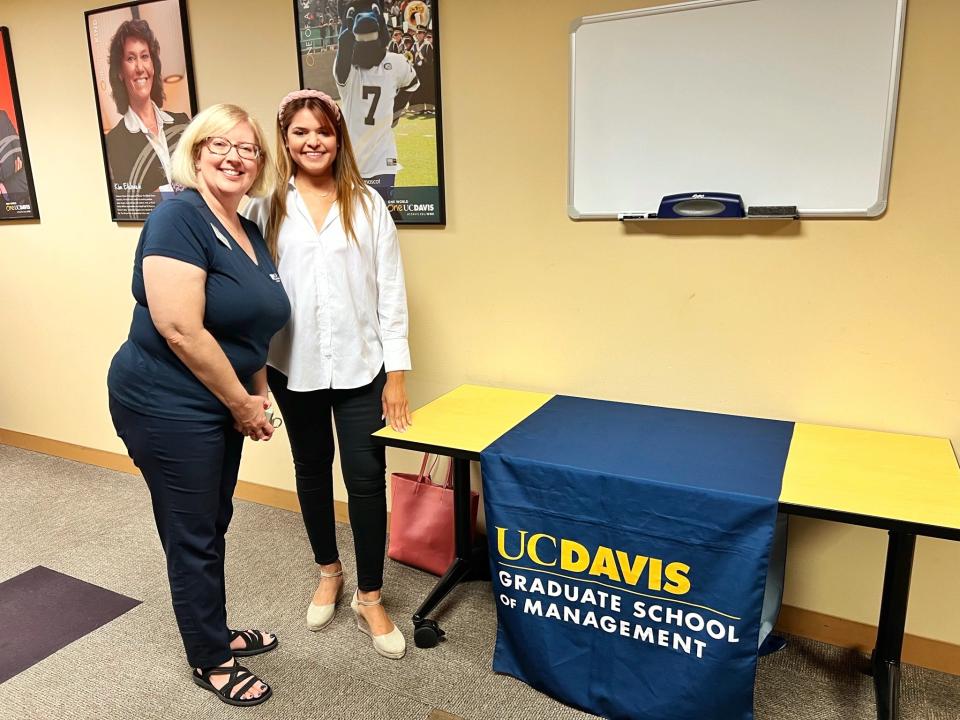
[1,0,958,645]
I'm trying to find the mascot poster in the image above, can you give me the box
[85,0,197,222]
[0,27,40,221]
[294,0,445,224]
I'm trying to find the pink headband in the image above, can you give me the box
[278,89,341,123]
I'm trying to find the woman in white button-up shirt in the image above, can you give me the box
[245,89,410,660]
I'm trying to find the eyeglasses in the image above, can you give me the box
[203,136,262,161]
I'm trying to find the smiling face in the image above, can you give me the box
[196,120,261,202]
[121,38,154,108]
[285,107,338,180]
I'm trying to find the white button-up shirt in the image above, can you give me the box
[123,102,175,186]
[244,182,410,391]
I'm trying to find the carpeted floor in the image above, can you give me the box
[1,444,957,719]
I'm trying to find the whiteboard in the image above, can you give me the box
[569,0,906,219]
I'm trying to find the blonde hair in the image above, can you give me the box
[265,96,371,261]
[170,103,274,198]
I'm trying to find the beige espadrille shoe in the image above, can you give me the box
[350,589,406,659]
[306,567,343,631]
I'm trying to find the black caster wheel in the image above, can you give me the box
[413,619,445,648]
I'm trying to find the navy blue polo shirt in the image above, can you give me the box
[108,189,291,421]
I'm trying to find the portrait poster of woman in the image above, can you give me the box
[0,27,40,221]
[85,0,197,222]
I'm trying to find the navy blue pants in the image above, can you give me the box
[109,395,239,668]
[267,366,387,591]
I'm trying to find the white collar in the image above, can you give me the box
[288,177,344,234]
[123,102,175,134]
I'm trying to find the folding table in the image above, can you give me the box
[374,385,960,720]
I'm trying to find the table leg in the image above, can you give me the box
[453,457,473,560]
[411,457,477,648]
[872,530,915,720]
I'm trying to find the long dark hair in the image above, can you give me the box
[108,19,164,115]
[266,96,370,260]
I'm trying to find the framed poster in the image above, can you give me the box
[0,27,40,221]
[85,0,197,222]
[294,0,446,225]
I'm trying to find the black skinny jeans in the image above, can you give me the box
[267,366,388,591]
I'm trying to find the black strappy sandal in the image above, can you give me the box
[192,663,272,707]
[229,628,279,657]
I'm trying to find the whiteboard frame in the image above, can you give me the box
[568,0,908,220]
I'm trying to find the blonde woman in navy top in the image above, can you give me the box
[245,89,410,660]
[108,104,289,706]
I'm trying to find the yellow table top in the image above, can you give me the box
[781,423,960,531]
[374,385,960,534]
[374,384,553,454]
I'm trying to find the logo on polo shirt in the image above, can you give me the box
[269,273,281,283]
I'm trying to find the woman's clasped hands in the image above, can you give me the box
[232,394,276,441]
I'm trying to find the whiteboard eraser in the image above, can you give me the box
[658,193,745,218]
[747,206,799,218]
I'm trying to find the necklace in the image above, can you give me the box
[297,177,336,199]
